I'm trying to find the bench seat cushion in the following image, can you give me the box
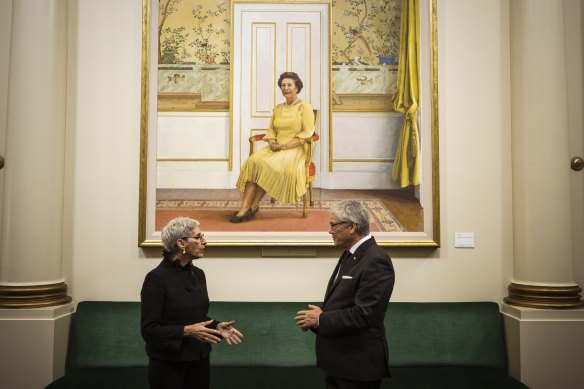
[45,366,528,389]
[211,367,324,388]
[44,367,148,389]
[386,367,529,389]
[45,367,324,389]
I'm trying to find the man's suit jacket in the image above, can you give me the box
[315,237,395,382]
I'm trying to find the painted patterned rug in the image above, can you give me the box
[156,199,405,232]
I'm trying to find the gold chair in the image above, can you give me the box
[248,110,319,217]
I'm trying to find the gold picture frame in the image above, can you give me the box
[139,0,439,247]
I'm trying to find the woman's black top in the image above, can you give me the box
[141,251,218,361]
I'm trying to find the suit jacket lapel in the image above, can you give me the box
[323,238,377,303]
[324,251,349,302]
[350,237,376,265]
[342,237,376,276]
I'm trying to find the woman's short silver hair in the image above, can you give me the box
[330,200,370,236]
[161,217,199,253]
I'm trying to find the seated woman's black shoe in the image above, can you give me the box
[234,206,259,217]
[230,209,253,223]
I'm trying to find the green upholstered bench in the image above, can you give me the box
[45,301,528,389]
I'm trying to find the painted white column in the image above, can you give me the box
[506,0,583,307]
[0,0,71,307]
[504,4,584,387]
[0,2,75,387]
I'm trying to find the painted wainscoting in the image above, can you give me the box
[157,111,403,190]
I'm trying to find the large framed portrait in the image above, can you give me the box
[139,0,439,247]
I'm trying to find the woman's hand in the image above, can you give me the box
[269,142,282,152]
[183,319,222,344]
[217,320,244,345]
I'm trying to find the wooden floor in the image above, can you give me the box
[157,187,424,232]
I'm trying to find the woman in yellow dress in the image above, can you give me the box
[231,72,315,223]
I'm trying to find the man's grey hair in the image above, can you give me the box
[161,217,200,253]
[330,200,370,236]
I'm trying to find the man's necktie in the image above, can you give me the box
[334,250,351,283]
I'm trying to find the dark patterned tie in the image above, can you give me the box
[334,250,351,283]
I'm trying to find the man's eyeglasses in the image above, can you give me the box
[181,233,205,241]
[329,221,349,229]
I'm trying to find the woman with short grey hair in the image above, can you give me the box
[160,217,199,253]
[141,217,244,389]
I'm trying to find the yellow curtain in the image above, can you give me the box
[392,0,420,188]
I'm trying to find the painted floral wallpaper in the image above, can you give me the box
[159,0,230,65]
[158,0,400,66]
[332,0,401,66]
[157,0,401,110]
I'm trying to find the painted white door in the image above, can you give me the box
[231,2,330,186]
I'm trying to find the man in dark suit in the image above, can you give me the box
[295,200,395,389]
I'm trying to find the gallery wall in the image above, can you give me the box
[57,0,582,304]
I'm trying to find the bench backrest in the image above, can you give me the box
[67,301,507,371]
[69,301,146,369]
[385,302,507,369]
[209,302,316,367]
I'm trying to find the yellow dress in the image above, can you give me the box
[236,101,315,204]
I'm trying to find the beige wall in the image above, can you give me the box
[59,0,521,304]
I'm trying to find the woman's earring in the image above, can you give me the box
[182,249,186,254]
